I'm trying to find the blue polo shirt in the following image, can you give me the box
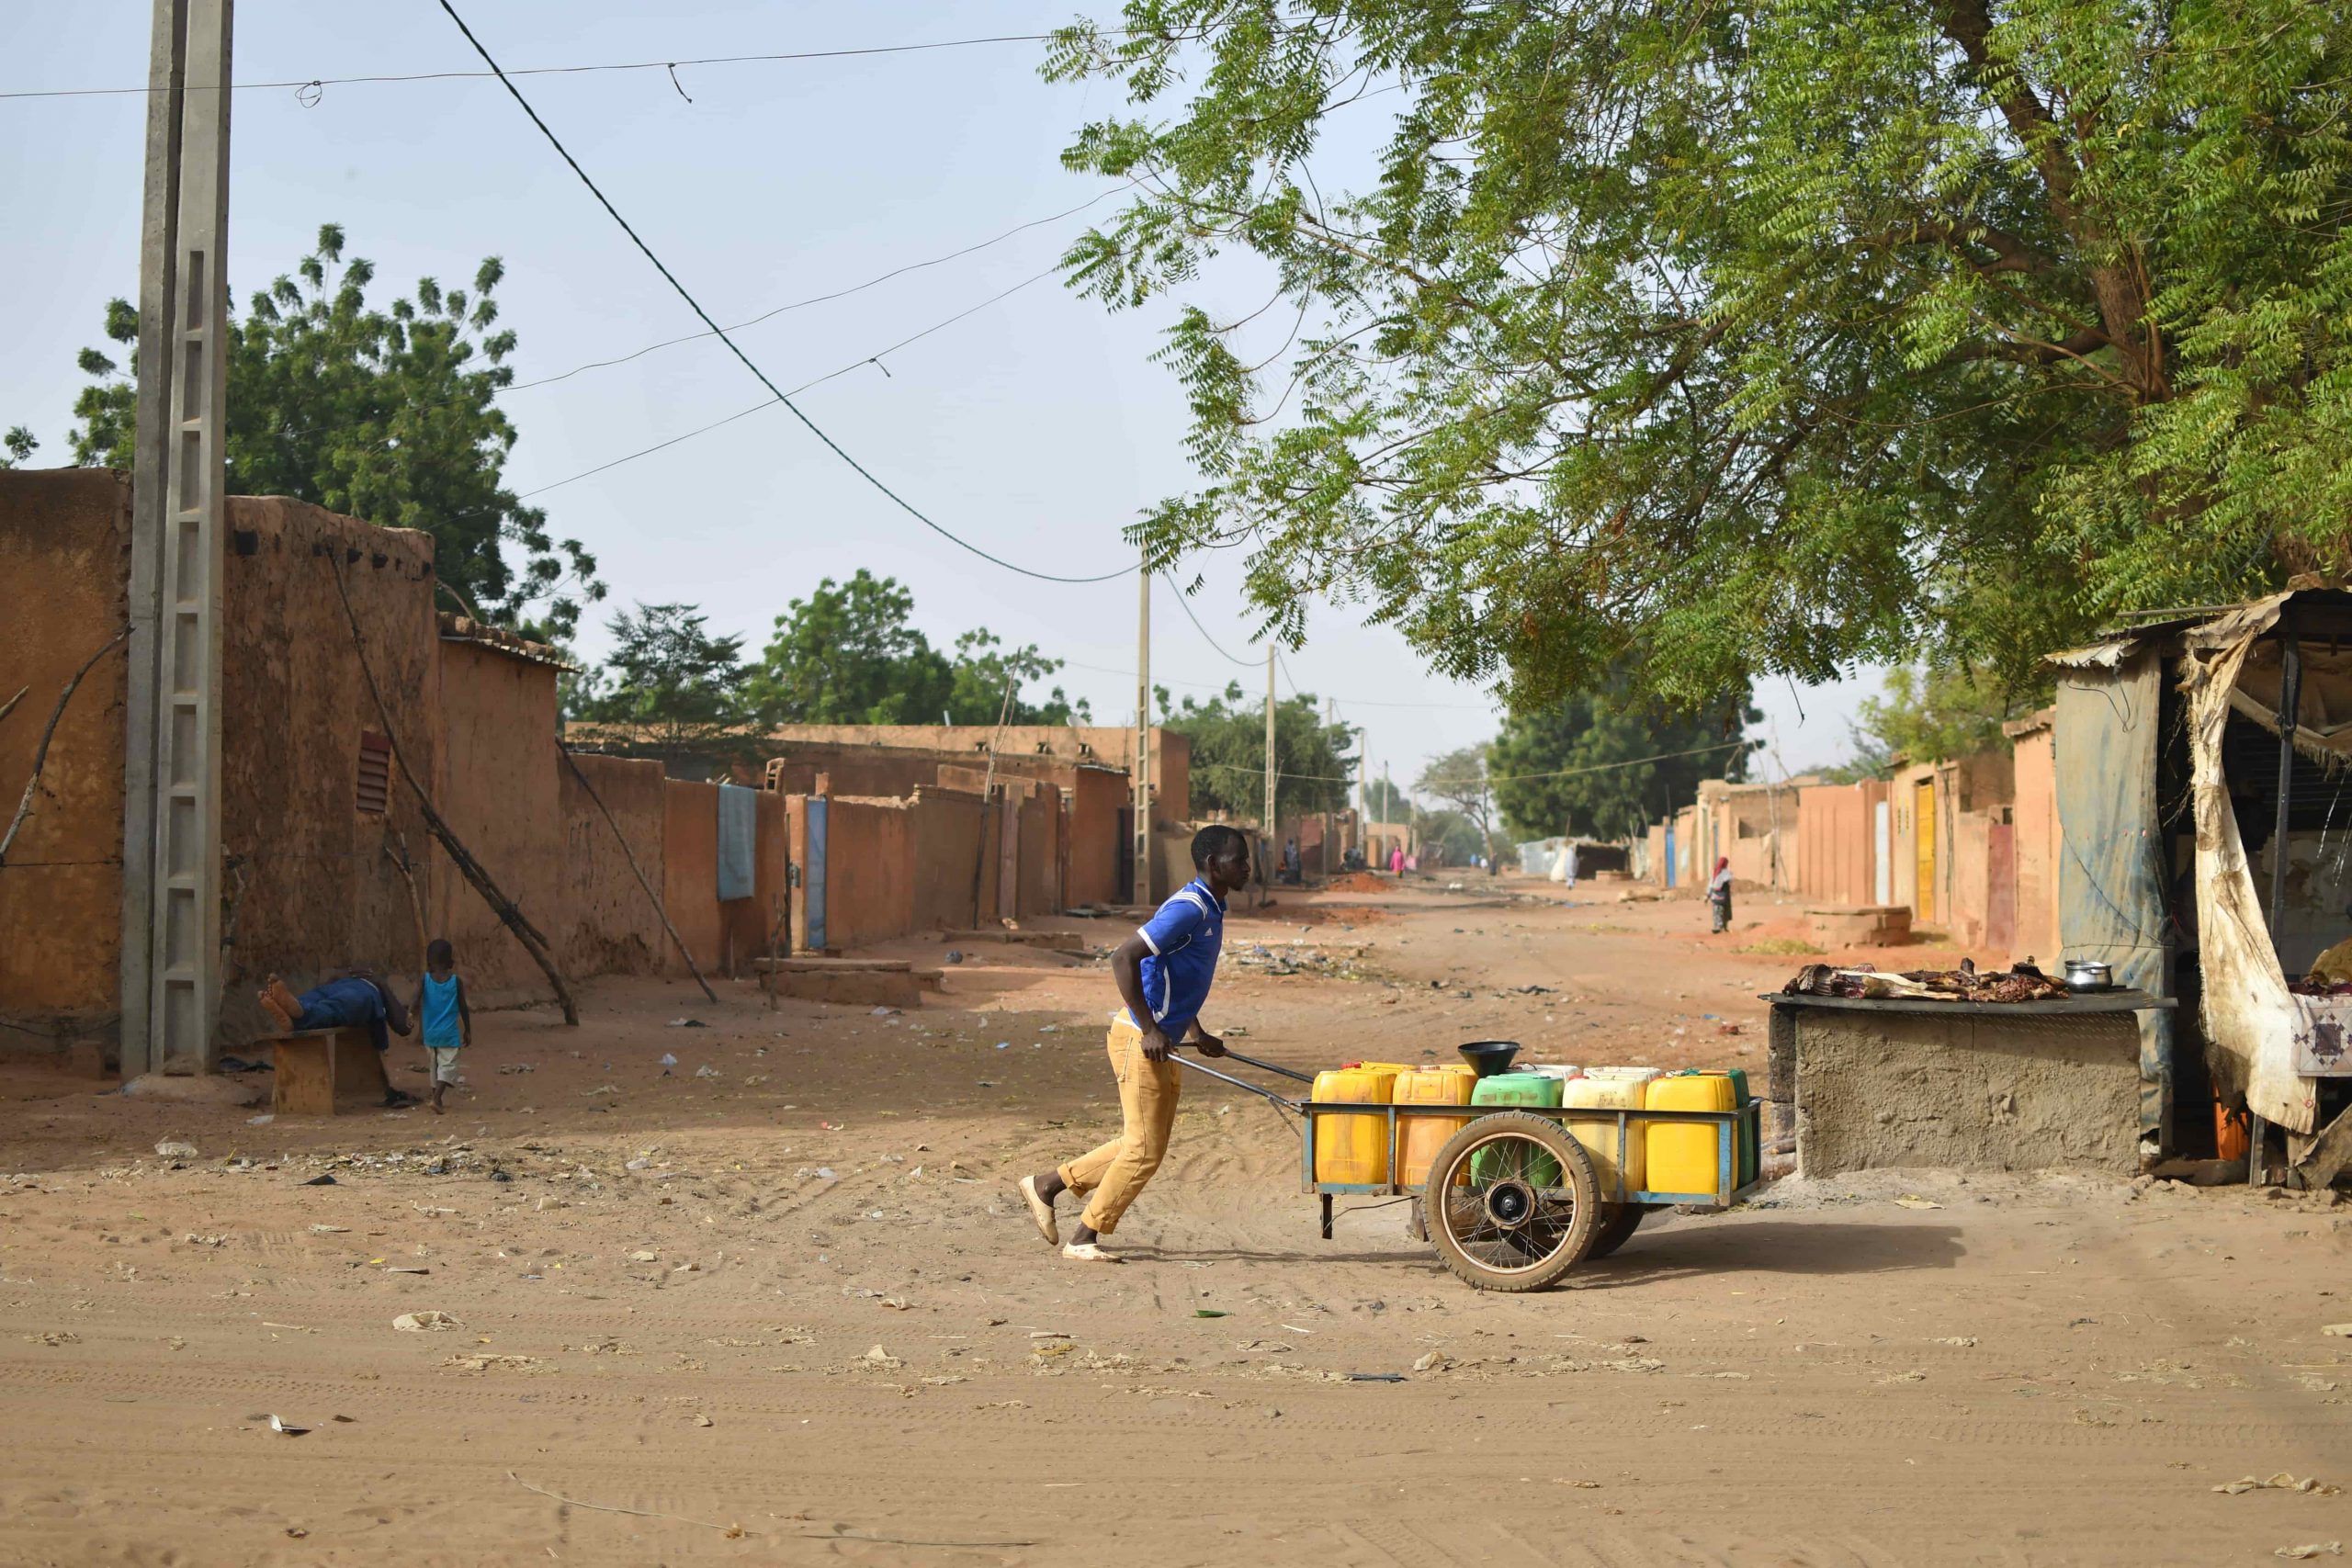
[1133,877,1226,1042]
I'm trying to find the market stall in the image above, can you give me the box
[2055,581,2352,1186]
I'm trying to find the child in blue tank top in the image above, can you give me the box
[413,938,471,1114]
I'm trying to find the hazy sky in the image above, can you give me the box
[4,2,1879,794]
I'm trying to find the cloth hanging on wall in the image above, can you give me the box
[716,783,757,903]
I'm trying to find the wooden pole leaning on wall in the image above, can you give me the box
[556,740,717,1005]
[0,625,130,867]
[385,830,430,970]
[970,672,1016,928]
[324,551,579,1025]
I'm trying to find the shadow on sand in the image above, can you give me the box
[1116,1216,1964,1288]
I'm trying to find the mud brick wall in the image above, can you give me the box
[0,469,133,1047]
[433,638,563,1001]
[216,499,442,1046]
[557,752,668,979]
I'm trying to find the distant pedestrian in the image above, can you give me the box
[1708,856,1735,933]
[1018,825,1250,1263]
[413,937,472,1114]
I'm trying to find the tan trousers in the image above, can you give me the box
[1056,1017,1181,1235]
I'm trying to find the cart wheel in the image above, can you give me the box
[1421,1111,1600,1292]
[1586,1202,1645,1260]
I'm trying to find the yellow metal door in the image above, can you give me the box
[1914,780,1937,923]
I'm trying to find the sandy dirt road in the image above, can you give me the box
[2,882,2347,1566]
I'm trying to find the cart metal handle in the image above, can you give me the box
[1211,1047,1315,1085]
[1172,1052,1304,1112]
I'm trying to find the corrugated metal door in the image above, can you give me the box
[1873,800,1893,905]
[1914,781,1937,923]
[805,797,828,953]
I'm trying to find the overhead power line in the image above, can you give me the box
[435,0,1128,585]
[1,30,1113,101]
[1191,739,1750,786]
[1164,577,1260,667]
[517,266,1060,500]
[1061,657,1498,714]
[505,185,1129,396]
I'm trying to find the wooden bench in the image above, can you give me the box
[270,1027,392,1117]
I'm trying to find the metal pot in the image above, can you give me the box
[2063,958,2114,993]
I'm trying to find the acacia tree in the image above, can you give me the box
[1417,746,1500,863]
[69,223,601,639]
[1047,2,2352,709]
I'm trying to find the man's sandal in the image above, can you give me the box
[1017,1175,1059,1247]
[1060,1242,1121,1263]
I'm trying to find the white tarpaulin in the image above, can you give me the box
[2181,593,2325,1133]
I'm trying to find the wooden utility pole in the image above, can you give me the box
[121,0,232,1077]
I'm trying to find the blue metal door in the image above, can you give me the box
[805,796,828,953]
[1664,826,1677,889]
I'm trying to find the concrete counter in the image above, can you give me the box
[1766,991,2174,1177]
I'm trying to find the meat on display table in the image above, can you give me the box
[1763,990,2176,1178]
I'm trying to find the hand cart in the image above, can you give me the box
[1176,1047,1767,1292]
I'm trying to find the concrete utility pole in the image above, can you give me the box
[121,0,232,1078]
[1357,725,1367,822]
[1133,553,1151,905]
[1262,644,1277,840]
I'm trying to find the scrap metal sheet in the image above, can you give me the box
[2054,649,2171,1146]
[2183,630,2324,1131]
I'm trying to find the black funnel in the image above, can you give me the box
[1458,1040,1521,1077]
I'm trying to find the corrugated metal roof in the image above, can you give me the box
[436,612,576,671]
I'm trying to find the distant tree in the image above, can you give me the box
[571,603,750,767]
[66,223,602,639]
[1362,776,1408,822]
[1489,682,1758,842]
[749,570,953,725]
[1414,807,1487,866]
[1159,682,1355,824]
[1838,664,2028,771]
[1417,747,1498,865]
[748,570,1091,727]
[944,628,1092,727]
[0,426,35,468]
[1815,730,1898,786]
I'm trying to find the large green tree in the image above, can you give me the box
[69,224,601,638]
[746,570,1091,726]
[1160,682,1357,822]
[1048,2,2352,710]
[1489,685,1758,841]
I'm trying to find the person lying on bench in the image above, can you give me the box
[257,970,413,1055]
